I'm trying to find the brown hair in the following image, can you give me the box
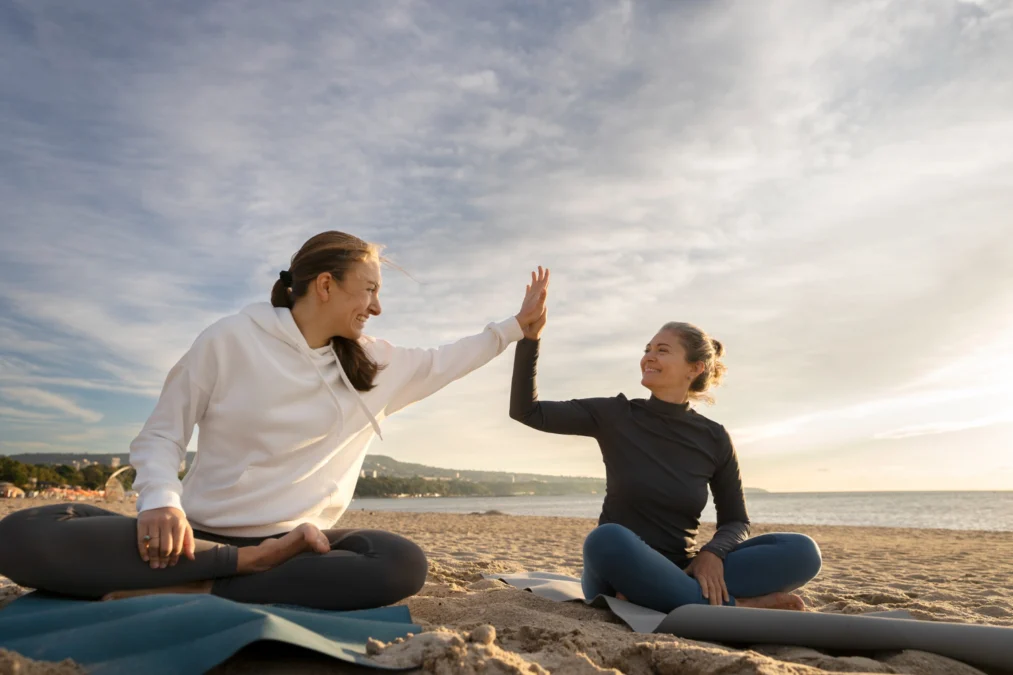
[271,231,386,392]
[660,321,726,402]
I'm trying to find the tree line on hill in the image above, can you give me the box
[1,456,604,498]
[0,456,134,491]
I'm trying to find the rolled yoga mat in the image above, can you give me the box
[488,571,1013,672]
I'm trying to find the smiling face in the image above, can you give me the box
[327,257,382,340]
[640,329,705,395]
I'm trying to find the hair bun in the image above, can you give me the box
[711,338,724,358]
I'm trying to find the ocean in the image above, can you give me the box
[349,491,1013,532]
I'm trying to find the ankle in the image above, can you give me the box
[236,544,270,574]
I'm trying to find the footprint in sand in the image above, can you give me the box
[975,604,1012,618]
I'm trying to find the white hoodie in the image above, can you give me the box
[130,302,523,537]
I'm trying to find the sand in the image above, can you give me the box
[2,498,1012,675]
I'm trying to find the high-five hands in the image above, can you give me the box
[516,267,550,341]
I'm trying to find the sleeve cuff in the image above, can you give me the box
[498,316,525,343]
[137,488,184,514]
[700,545,728,560]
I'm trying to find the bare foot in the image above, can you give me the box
[736,592,806,611]
[102,525,329,601]
[615,592,628,601]
[102,580,212,601]
[237,523,331,574]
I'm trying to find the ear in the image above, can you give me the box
[693,361,707,378]
[313,272,334,301]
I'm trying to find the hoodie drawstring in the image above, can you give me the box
[304,344,383,440]
[331,344,384,439]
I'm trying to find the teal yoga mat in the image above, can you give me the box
[0,592,420,675]
[489,572,1013,672]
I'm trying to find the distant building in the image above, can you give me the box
[110,457,121,469]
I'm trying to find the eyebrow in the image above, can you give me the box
[646,343,672,348]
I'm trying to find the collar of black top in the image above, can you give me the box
[645,395,690,415]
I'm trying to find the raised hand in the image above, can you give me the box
[516,267,549,340]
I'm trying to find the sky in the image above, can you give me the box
[1,0,1011,492]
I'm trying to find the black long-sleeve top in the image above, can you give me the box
[509,338,750,566]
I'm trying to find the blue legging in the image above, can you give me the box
[582,523,822,613]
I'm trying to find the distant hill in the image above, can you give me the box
[360,455,603,484]
[3,451,768,492]
[8,452,140,469]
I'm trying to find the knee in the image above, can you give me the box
[382,536,429,603]
[0,509,37,580]
[583,523,636,571]
[785,534,822,581]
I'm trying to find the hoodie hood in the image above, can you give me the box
[242,302,317,353]
[241,302,383,438]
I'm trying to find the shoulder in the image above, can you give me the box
[361,335,395,364]
[583,393,633,416]
[686,409,734,445]
[188,311,250,351]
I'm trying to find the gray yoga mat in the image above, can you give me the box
[487,572,1013,672]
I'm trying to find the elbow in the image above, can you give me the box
[508,404,538,428]
[508,388,529,423]
[508,403,524,423]
[508,408,529,425]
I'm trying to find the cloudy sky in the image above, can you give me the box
[1,0,1011,492]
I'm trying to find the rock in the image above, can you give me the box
[469,624,496,645]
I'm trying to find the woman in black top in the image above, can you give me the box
[510,268,821,612]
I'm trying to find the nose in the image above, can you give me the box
[370,297,382,316]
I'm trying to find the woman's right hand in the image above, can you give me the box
[517,267,550,340]
[136,506,196,569]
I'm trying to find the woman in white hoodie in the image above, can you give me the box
[0,231,548,610]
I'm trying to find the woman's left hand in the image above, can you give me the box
[685,550,728,606]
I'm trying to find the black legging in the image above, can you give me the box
[0,503,428,610]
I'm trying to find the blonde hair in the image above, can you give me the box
[660,321,726,403]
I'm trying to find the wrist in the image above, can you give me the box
[699,548,723,561]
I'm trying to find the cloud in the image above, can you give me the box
[874,414,1013,440]
[0,0,1011,487]
[0,387,104,424]
[0,406,60,422]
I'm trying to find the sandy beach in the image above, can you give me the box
[2,498,1012,675]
